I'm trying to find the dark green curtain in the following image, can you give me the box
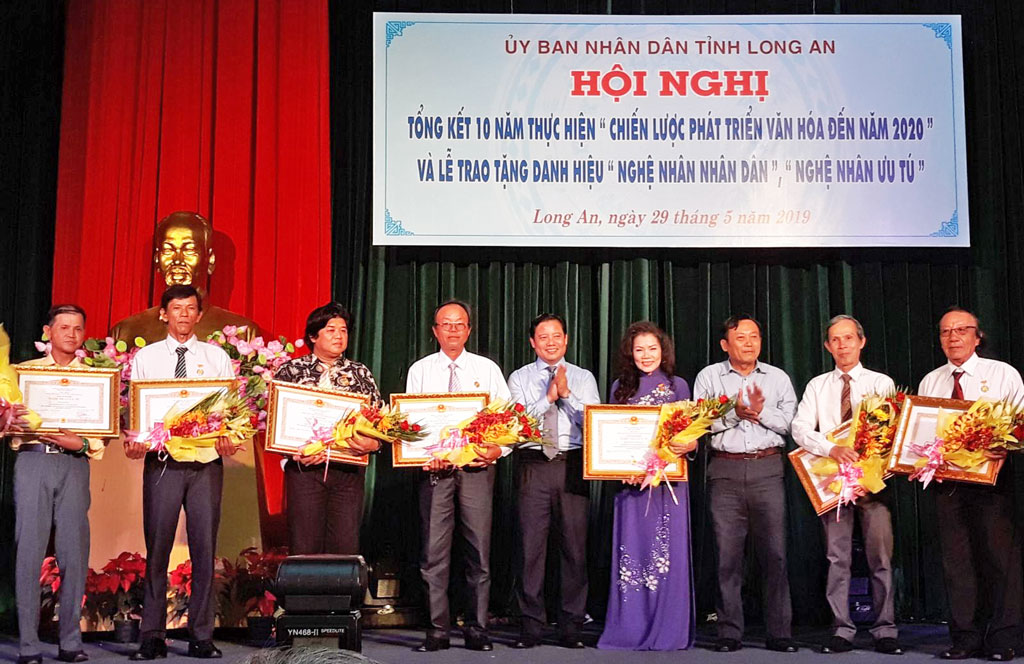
[331,0,1024,628]
[0,0,65,628]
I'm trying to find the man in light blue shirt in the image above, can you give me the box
[508,313,600,649]
[693,314,798,654]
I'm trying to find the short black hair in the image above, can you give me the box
[432,299,472,326]
[160,285,202,311]
[46,304,86,327]
[721,314,762,340]
[529,313,566,337]
[305,302,353,347]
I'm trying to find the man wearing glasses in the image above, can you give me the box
[405,300,510,653]
[919,307,1024,662]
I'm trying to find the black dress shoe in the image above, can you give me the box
[129,639,167,661]
[17,655,43,664]
[874,638,905,655]
[187,641,222,659]
[58,650,90,663]
[558,637,585,649]
[414,636,451,652]
[767,638,799,653]
[512,635,540,649]
[464,634,493,651]
[990,648,1015,662]
[822,635,853,654]
[941,646,983,660]
[714,638,742,652]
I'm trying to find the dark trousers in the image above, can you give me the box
[419,465,495,638]
[284,460,365,554]
[140,454,223,642]
[708,453,792,641]
[14,452,91,656]
[936,479,1023,651]
[516,450,589,639]
[821,491,896,640]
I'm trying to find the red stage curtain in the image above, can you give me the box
[53,0,332,339]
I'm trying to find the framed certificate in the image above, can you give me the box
[265,381,371,466]
[389,392,489,467]
[17,366,121,436]
[787,421,896,516]
[887,395,1003,485]
[130,378,236,434]
[583,404,687,482]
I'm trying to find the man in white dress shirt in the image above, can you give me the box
[405,300,510,653]
[791,315,902,655]
[919,307,1024,662]
[124,285,237,661]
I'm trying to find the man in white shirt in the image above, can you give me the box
[507,314,600,649]
[919,307,1024,662]
[406,300,510,653]
[124,285,238,661]
[791,315,901,655]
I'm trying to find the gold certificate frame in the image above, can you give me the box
[130,378,236,434]
[583,404,687,482]
[887,395,1003,485]
[265,381,371,466]
[788,420,896,516]
[16,365,121,436]
[389,392,489,467]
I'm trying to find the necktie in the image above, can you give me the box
[951,370,964,400]
[543,366,559,459]
[839,373,852,422]
[448,362,461,392]
[174,346,188,378]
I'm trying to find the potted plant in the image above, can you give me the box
[167,560,192,629]
[38,557,62,642]
[88,552,146,642]
[235,547,287,646]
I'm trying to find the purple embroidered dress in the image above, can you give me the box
[597,370,694,650]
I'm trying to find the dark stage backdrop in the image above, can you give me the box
[331,0,1024,629]
[1,0,1023,633]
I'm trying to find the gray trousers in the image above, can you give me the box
[140,454,223,642]
[516,452,589,639]
[15,451,91,657]
[821,492,896,640]
[708,453,792,640]
[419,466,495,638]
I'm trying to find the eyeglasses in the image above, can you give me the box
[435,322,468,331]
[939,325,977,338]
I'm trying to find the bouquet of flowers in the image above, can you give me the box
[809,390,907,508]
[132,387,256,462]
[1,324,42,434]
[301,404,428,457]
[909,399,1022,488]
[640,395,736,495]
[206,325,301,431]
[427,400,542,467]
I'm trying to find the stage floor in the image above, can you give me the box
[0,623,956,664]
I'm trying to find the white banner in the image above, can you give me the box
[373,14,967,247]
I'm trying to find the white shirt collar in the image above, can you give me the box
[946,352,980,377]
[438,348,468,369]
[533,356,565,371]
[832,362,864,381]
[163,334,198,355]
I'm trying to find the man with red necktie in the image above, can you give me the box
[919,307,1024,662]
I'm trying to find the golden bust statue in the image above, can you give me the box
[110,211,261,343]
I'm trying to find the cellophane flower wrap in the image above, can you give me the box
[133,387,256,462]
[428,400,542,467]
[0,324,42,434]
[640,395,736,492]
[301,404,428,457]
[206,325,300,432]
[909,399,1021,488]
[810,390,907,508]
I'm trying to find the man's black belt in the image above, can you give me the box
[18,442,85,457]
